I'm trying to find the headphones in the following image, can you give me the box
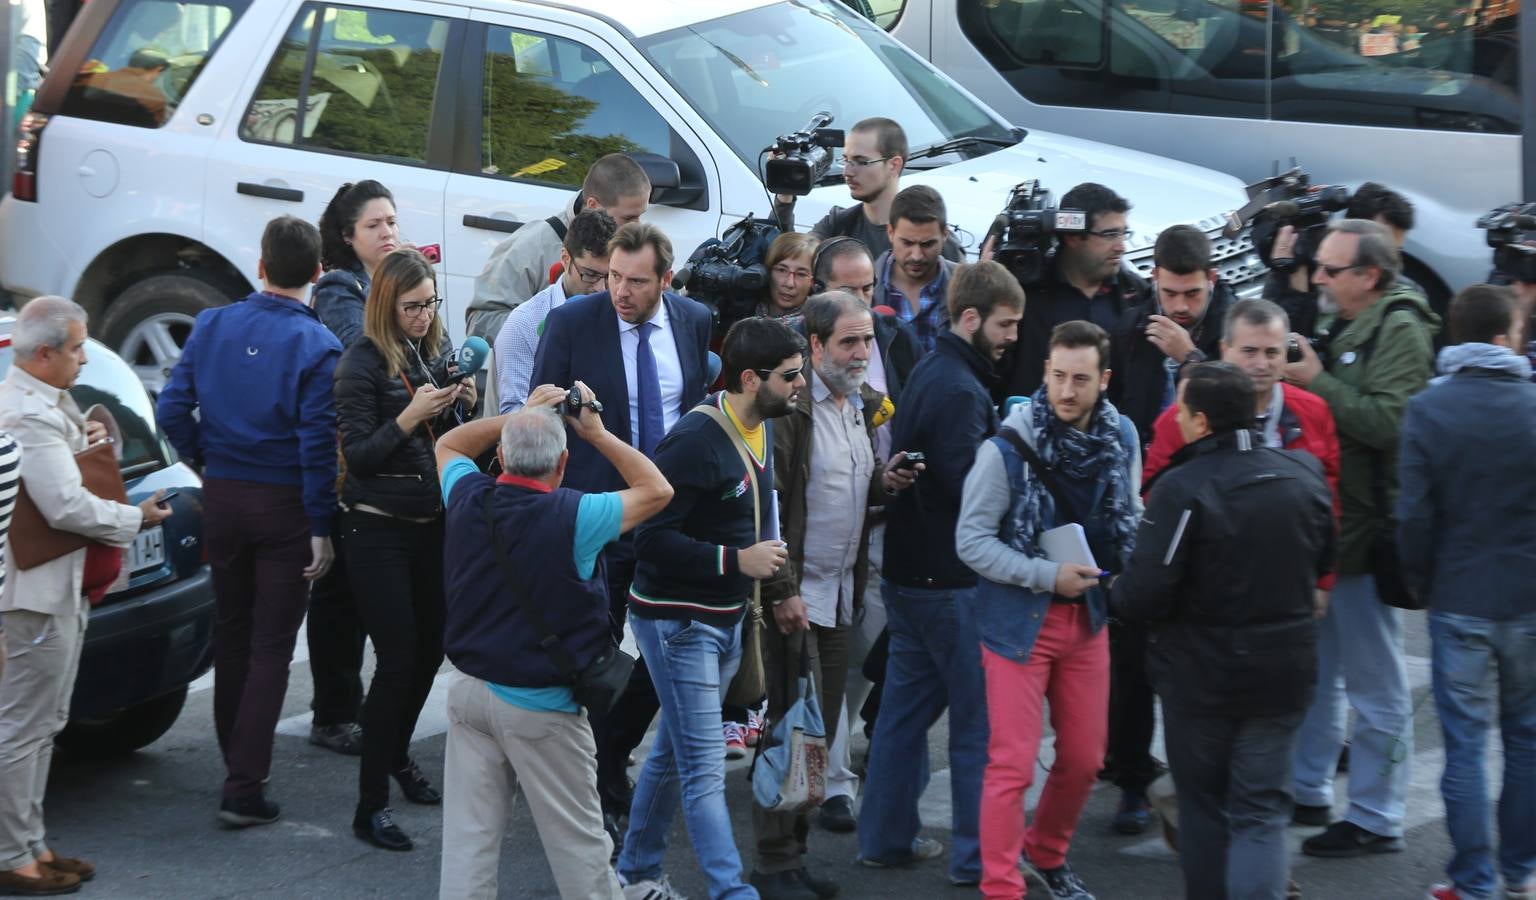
[810,235,869,294]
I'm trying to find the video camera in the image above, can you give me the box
[764,113,845,197]
[985,180,1086,285]
[1477,202,1536,283]
[674,213,781,333]
[1230,167,1352,271]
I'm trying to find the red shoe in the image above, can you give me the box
[1428,885,1463,900]
[724,722,747,760]
[745,710,764,747]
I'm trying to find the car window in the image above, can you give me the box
[242,5,451,163]
[479,26,669,188]
[0,340,171,478]
[59,0,252,128]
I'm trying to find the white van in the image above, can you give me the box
[1,0,1265,391]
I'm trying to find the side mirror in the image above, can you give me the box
[626,151,704,208]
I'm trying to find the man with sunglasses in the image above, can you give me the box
[1281,218,1439,860]
[996,182,1149,402]
[495,210,617,413]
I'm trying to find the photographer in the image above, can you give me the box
[772,117,960,263]
[434,384,673,900]
[996,183,1148,401]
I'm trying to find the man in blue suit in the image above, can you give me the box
[531,221,712,851]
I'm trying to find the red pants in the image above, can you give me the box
[980,603,1109,899]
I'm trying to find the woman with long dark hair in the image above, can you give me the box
[315,180,404,350]
[333,249,473,851]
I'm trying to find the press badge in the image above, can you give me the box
[1340,351,1357,365]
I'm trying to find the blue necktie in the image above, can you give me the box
[636,321,664,456]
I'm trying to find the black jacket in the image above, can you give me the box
[996,258,1148,403]
[333,337,467,519]
[883,331,999,589]
[873,312,922,403]
[1108,280,1235,447]
[1112,431,1336,718]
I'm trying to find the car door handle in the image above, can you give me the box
[237,182,304,202]
[463,214,521,234]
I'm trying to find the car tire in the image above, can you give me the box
[99,272,245,395]
[57,686,189,758]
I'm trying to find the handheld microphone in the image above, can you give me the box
[872,305,898,318]
[450,336,491,383]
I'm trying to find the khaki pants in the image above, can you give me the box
[439,671,622,900]
[0,608,87,871]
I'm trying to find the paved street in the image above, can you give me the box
[45,613,1469,899]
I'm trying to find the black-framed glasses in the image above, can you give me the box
[754,366,803,384]
[573,263,608,285]
[401,297,442,318]
[1317,263,1365,278]
[1087,228,1133,242]
[842,156,891,170]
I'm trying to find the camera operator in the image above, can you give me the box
[995,183,1148,402]
[1109,224,1235,447]
[772,117,961,263]
[434,384,673,900]
[1265,182,1419,339]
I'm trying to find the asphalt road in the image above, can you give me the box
[43,612,1470,899]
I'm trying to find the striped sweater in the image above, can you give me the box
[630,394,771,627]
[0,434,19,598]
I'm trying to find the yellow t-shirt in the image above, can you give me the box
[721,395,765,466]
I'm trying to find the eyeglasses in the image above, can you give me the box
[842,156,891,170]
[754,366,803,384]
[1317,263,1365,278]
[573,263,608,285]
[1087,228,1133,242]
[771,264,812,281]
[401,297,442,318]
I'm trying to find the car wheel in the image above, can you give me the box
[99,273,244,395]
[57,686,189,758]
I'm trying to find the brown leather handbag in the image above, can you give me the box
[9,438,128,570]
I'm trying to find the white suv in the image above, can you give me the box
[1,0,1264,392]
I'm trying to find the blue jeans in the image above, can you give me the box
[1292,574,1413,836]
[857,582,988,883]
[618,616,755,900]
[1430,610,1536,899]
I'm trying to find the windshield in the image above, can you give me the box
[638,0,1015,177]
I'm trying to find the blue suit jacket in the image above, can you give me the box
[531,290,712,493]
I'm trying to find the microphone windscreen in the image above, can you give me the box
[1003,395,1029,417]
[872,305,897,317]
[706,351,722,388]
[457,336,492,378]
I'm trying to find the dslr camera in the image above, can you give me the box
[985,180,1086,286]
[562,387,603,418]
[764,113,844,197]
[674,214,781,334]
[1477,202,1536,284]
[1236,167,1352,271]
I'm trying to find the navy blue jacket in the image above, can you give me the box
[883,330,1000,589]
[156,292,342,535]
[311,265,370,351]
[1397,367,1536,618]
[530,291,712,493]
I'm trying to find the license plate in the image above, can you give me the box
[127,526,165,572]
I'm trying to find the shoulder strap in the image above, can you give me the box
[480,490,582,679]
[995,426,1083,524]
[545,215,568,242]
[692,403,762,606]
[1354,300,1424,370]
[1354,299,1426,518]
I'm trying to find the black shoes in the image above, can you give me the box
[392,760,442,805]
[1291,803,1333,828]
[218,794,280,828]
[749,869,839,900]
[353,807,413,852]
[817,796,856,833]
[1301,821,1404,858]
[309,722,363,756]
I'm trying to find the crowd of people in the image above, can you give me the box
[0,115,1531,900]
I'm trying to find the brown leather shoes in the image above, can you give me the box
[0,867,81,895]
[40,857,94,883]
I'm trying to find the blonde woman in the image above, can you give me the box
[332,249,474,851]
[758,232,820,317]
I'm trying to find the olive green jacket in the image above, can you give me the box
[1308,284,1440,575]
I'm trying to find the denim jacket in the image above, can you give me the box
[956,400,1140,662]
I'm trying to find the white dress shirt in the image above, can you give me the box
[617,298,685,449]
[493,277,568,414]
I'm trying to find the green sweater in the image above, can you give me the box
[1308,285,1440,575]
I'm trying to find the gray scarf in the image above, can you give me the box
[1433,342,1532,384]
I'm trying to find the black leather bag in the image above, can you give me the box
[481,493,636,714]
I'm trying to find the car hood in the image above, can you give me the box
[795,129,1250,258]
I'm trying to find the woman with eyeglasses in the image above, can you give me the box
[332,249,474,852]
[757,232,820,318]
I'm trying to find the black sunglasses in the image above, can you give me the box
[754,367,803,384]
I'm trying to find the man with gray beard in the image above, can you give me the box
[751,295,901,900]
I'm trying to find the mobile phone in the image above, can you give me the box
[895,450,926,471]
[155,489,180,507]
[418,243,442,265]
